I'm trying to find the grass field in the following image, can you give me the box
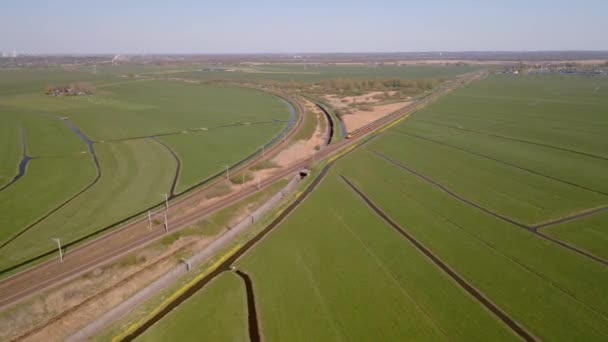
[0,68,292,273]
[0,155,96,244]
[542,212,608,260]
[0,116,21,188]
[173,64,481,83]
[238,171,517,341]
[137,274,248,342]
[337,151,608,340]
[138,74,608,340]
[0,139,175,269]
[159,122,285,193]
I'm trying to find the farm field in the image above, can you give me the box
[0,68,292,274]
[137,274,248,342]
[173,64,482,83]
[237,171,518,341]
[138,74,608,341]
[159,120,287,193]
[542,212,608,260]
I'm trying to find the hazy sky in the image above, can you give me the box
[1,0,607,54]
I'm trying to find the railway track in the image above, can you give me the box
[0,71,481,311]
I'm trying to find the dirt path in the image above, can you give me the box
[342,102,410,132]
[340,175,536,342]
[371,150,608,266]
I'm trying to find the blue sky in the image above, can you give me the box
[1,0,607,53]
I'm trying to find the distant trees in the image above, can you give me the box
[44,82,96,96]
[317,77,443,95]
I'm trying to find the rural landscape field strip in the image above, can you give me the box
[340,152,608,340]
[0,127,31,192]
[394,129,608,197]
[371,151,530,230]
[339,174,535,341]
[103,119,283,143]
[0,139,175,272]
[121,163,334,341]
[135,273,249,342]
[0,120,102,250]
[234,269,261,342]
[533,206,608,229]
[0,71,479,312]
[372,150,608,265]
[0,89,298,275]
[151,137,181,197]
[0,90,306,308]
[415,116,608,162]
[539,212,608,260]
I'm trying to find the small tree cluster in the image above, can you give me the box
[44,82,96,96]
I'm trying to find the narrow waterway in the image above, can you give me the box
[0,127,32,192]
[62,118,101,176]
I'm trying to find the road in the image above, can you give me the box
[0,72,482,310]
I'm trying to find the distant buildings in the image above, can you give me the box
[1,50,18,58]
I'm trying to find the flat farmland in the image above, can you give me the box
[237,170,517,341]
[0,68,292,274]
[541,212,608,260]
[134,74,608,341]
[137,274,248,342]
[173,64,482,83]
[336,151,608,340]
[159,122,286,193]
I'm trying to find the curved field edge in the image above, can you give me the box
[0,155,97,245]
[60,82,293,141]
[0,139,176,271]
[160,122,287,194]
[0,84,297,277]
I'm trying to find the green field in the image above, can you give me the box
[139,74,608,340]
[160,123,285,193]
[542,212,608,260]
[0,68,291,273]
[173,64,481,83]
[137,274,248,342]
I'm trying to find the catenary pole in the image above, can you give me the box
[52,238,63,263]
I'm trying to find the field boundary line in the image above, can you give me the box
[533,206,608,230]
[340,175,536,342]
[101,119,282,143]
[414,118,608,162]
[372,150,608,266]
[371,150,531,230]
[112,243,243,342]
[0,88,303,277]
[151,137,182,197]
[118,162,336,341]
[335,212,449,338]
[393,129,608,197]
[0,120,102,251]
